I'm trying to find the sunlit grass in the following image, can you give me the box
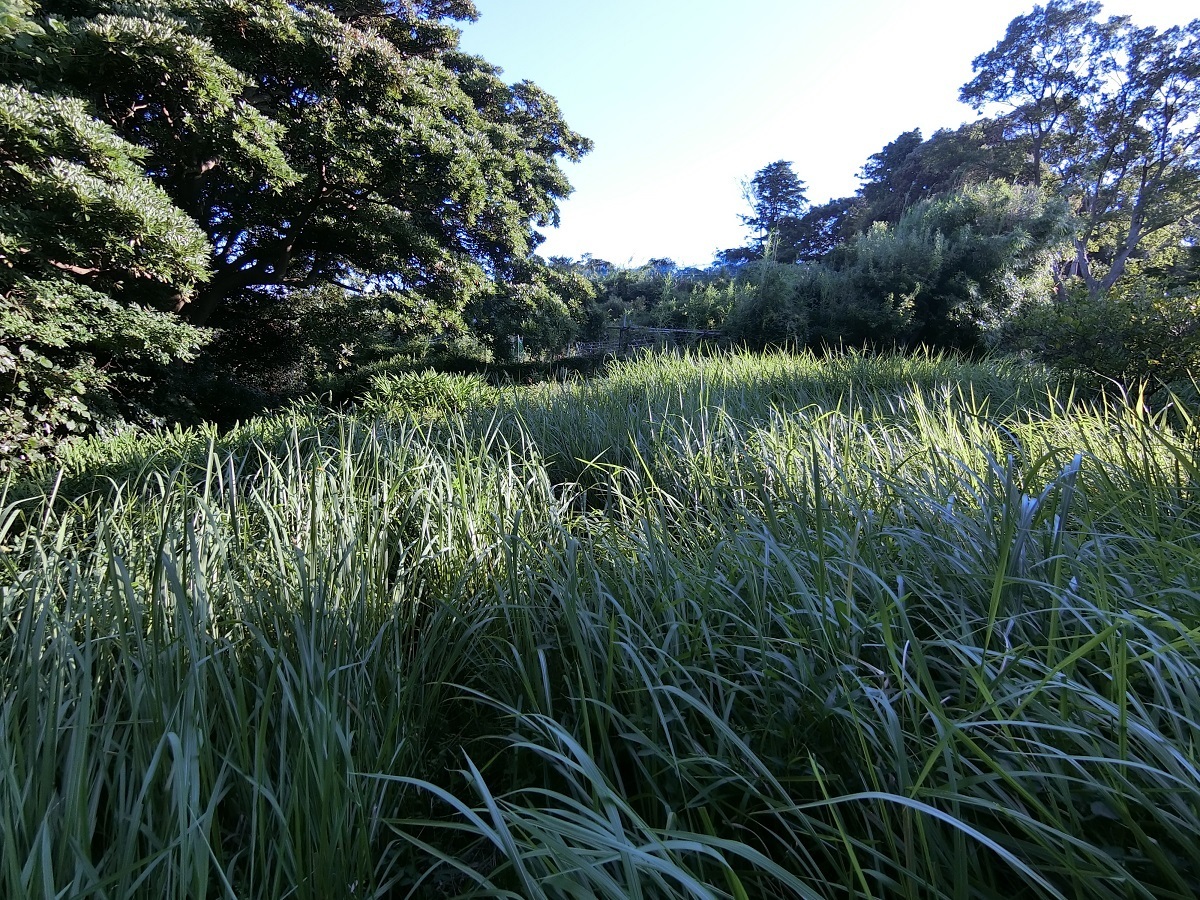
[3,350,1198,897]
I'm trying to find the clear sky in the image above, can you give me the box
[458,0,1197,268]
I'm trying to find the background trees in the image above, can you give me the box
[711,1,1199,377]
[4,0,1200,469]
[720,183,1070,352]
[824,182,1071,349]
[740,160,809,256]
[962,0,1200,298]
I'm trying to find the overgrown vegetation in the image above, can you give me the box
[574,1,1199,386]
[4,0,1199,468]
[4,351,1199,897]
[0,0,592,467]
[2,1,1199,892]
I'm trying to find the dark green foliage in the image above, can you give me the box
[728,122,1033,270]
[569,258,733,338]
[0,0,591,460]
[855,122,1032,227]
[740,159,808,254]
[721,261,814,348]
[0,86,210,297]
[5,0,1200,464]
[468,258,595,361]
[767,122,1033,268]
[1000,284,1200,387]
[580,182,1070,357]
[18,0,590,326]
[834,182,1071,348]
[170,283,480,426]
[0,75,210,468]
[776,195,862,262]
[857,128,927,223]
[726,182,1072,352]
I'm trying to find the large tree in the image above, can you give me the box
[741,160,809,255]
[763,122,1029,265]
[1,0,590,461]
[855,123,1031,227]
[775,196,862,263]
[857,129,926,223]
[962,1,1200,297]
[15,0,590,327]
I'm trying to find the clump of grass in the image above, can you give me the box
[493,348,1064,486]
[357,369,500,421]
[2,350,1198,898]
[11,368,502,506]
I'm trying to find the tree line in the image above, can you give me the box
[725,0,1200,300]
[572,1,1198,386]
[2,0,1198,469]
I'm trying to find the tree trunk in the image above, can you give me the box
[175,261,264,326]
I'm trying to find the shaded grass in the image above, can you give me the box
[2,349,1199,898]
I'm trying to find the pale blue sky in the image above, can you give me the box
[459,1,1196,268]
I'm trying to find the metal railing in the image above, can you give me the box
[569,324,722,359]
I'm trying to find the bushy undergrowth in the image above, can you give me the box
[2,350,1199,898]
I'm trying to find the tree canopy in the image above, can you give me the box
[741,160,808,254]
[1,0,591,466]
[4,0,1200,468]
[16,0,591,325]
[1,5,213,463]
[962,0,1200,297]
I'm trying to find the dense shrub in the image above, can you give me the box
[1000,285,1200,387]
[721,260,814,347]
[723,183,1070,353]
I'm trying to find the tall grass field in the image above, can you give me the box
[2,350,1198,898]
